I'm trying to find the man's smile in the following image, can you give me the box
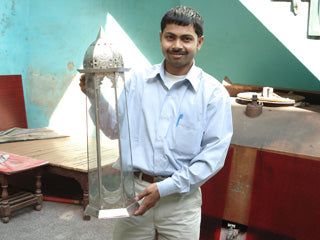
[167,50,187,55]
[167,50,188,59]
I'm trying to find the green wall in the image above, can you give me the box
[0,0,319,129]
[191,0,319,91]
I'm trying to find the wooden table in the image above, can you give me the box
[0,137,118,220]
[0,151,48,223]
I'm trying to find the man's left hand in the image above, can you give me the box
[134,183,160,216]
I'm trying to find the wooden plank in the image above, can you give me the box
[0,137,119,172]
[222,146,258,225]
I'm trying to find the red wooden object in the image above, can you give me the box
[201,147,234,218]
[0,151,48,174]
[200,146,320,240]
[248,151,320,240]
[200,148,233,240]
[0,75,28,131]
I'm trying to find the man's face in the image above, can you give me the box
[160,23,204,75]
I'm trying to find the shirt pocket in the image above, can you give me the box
[172,118,203,156]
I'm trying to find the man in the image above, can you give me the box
[81,5,233,240]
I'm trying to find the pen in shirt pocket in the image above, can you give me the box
[176,114,183,126]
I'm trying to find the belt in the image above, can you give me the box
[134,172,168,183]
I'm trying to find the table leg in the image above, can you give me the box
[34,168,43,211]
[0,174,10,223]
[76,174,90,220]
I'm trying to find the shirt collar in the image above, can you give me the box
[146,60,201,92]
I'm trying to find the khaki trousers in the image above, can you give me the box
[113,177,202,240]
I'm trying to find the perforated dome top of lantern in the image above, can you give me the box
[78,26,129,74]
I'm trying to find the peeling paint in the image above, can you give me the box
[26,67,75,122]
[229,180,251,199]
[67,61,75,71]
[1,15,10,36]
[0,49,8,58]
[11,0,15,12]
[0,0,15,36]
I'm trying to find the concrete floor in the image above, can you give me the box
[0,200,117,240]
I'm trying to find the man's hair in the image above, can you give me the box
[161,6,204,38]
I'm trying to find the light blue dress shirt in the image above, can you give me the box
[92,60,233,198]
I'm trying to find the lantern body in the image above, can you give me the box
[78,27,138,218]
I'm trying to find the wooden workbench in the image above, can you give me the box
[201,100,320,240]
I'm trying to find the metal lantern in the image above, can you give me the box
[78,27,138,219]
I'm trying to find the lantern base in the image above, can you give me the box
[84,201,139,219]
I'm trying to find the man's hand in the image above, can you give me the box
[79,74,86,94]
[134,183,160,216]
[79,74,103,98]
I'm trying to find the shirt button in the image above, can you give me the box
[157,136,162,141]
